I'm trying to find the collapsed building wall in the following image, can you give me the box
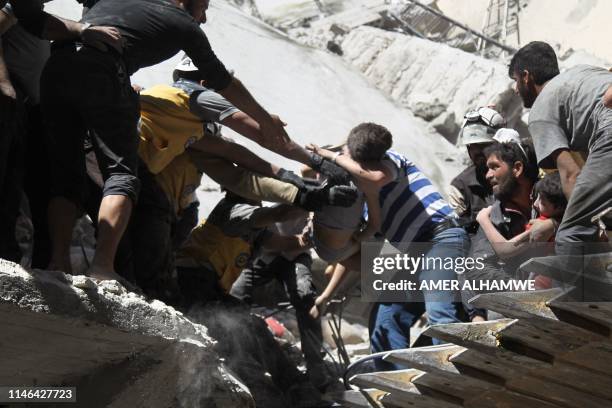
[339,26,526,143]
[0,260,254,408]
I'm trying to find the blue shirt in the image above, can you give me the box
[377,151,454,249]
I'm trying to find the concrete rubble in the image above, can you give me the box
[242,1,526,144]
[0,259,254,408]
[338,26,526,142]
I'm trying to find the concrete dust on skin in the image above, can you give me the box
[0,259,254,408]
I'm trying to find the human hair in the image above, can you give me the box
[346,123,393,162]
[535,172,567,210]
[508,41,560,85]
[483,142,539,183]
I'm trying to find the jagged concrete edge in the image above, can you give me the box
[0,259,213,347]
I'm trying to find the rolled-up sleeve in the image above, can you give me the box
[183,23,232,91]
[528,120,569,169]
[190,88,239,122]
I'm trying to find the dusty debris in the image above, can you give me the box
[0,260,255,408]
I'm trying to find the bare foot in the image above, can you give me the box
[471,315,486,323]
[86,264,139,293]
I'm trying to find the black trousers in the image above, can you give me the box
[40,45,141,209]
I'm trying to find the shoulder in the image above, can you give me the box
[451,165,476,188]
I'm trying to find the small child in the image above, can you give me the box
[528,172,567,288]
[531,171,567,226]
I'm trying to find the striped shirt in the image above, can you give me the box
[378,151,455,249]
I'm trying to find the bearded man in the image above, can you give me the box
[461,140,539,308]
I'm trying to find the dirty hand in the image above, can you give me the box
[476,206,492,224]
[81,25,124,53]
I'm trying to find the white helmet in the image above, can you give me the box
[172,55,199,82]
[458,107,506,146]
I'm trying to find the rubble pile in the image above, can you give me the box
[0,260,254,408]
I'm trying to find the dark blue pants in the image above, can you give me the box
[370,227,469,370]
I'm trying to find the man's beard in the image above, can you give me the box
[494,173,519,202]
[519,81,538,108]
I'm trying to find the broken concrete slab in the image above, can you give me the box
[340,26,526,135]
[0,259,254,408]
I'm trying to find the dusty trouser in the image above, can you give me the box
[230,254,329,388]
[0,91,24,263]
[556,129,612,254]
[40,45,141,212]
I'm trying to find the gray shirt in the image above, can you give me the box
[528,65,612,168]
[1,3,50,104]
[173,78,240,123]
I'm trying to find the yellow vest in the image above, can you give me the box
[177,219,252,293]
[138,85,204,174]
[155,152,202,216]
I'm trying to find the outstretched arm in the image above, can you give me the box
[222,110,312,165]
[307,144,393,187]
[190,135,280,178]
[218,77,294,151]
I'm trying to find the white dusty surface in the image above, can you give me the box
[340,26,525,135]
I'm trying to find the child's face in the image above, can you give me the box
[533,194,561,218]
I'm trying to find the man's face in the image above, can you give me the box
[512,70,538,108]
[187,0,209,24]
[467,142,492,174]
[486,154,518,201]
